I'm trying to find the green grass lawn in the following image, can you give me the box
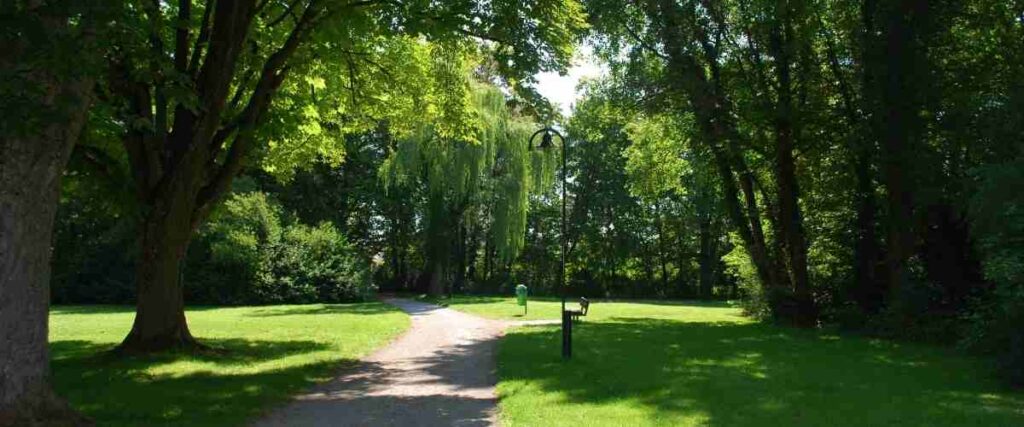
[421,294,742,322]
[435,296,1024,426]
[50,303,408,426]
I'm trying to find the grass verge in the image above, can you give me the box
[50,303,408,426]
[418,294,740,322]
[490,299,1024,426]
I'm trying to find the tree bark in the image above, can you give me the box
[0,5,95,424]
[428,258,446,297]
[769,6,816,327]
[879,0,926,303]
[118,180,200,352]
[0,3,99,421]
[656,203,670,293]
[698,214,714,299]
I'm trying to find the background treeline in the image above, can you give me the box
[53,88,735,306]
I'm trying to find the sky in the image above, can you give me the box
[533,47,607,117]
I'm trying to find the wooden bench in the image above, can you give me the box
[565,297,589,322]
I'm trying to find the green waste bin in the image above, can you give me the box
[515,284,528,314]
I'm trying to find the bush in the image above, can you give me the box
[186,192,375,305]
[961,158,1024,387]
[51,187,136,304]
[722,233,770,319]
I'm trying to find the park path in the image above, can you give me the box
[253,298,511,427]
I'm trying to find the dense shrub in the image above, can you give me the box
[722,233,769,319]
[52,189,374,305]
[51,195,136,304]
[186,192,375,305]
[961,159,1024,387]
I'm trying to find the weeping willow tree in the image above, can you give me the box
[381,43,557,295]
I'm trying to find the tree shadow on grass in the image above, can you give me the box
[500,318,1024,426]
[602,298,738,308]
[51,338,331,366]
[242,303,398,317]
[50,305,137,315]
[50,305,234,315]
[50,338,345,427]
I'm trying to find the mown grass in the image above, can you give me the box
[464,296,1024,426]
[50,303,409,426]
[419,294,742,322]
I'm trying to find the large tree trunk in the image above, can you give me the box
[428,259,446,297]
[0,61,92,427]
[879,0,926,303]
[119,183,199,352]
[775,123,815,326]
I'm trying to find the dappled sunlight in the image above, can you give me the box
[242,303,398,317]
[49,303,409,426]
[429,295,750,324]
[498,317,1024,426]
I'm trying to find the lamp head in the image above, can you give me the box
[539,131,555,150]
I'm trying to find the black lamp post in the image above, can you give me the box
[528,126,571,359]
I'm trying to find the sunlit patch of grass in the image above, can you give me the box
[420,294,744,323]
[50,303,408,426]
[494,301,1024,426]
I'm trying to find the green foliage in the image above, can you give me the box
[623,114,690,200]
[188,192,374,305]
[51,192,136,304]
[962,157,1024,386]
[722,233,767,318]
[380,63,553,268]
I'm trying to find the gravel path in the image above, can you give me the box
[253,298,508,427]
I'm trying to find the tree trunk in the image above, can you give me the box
[775,122,815,326]
[852,147,882,311]
[453,224,467,295]
[656,203,670,293]
[0,63,93,427]
[879,0,926,303]
[698,214,714,299]
[675,221,689,296]
[428,258,446,297]
[770,12,816,327]
[118,185,199,352]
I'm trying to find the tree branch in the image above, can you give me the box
[175,0,191,72]
[267,0,304,28]
[195,0,323,218]
[187,0,214,77]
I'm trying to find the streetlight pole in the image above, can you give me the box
[529,126,570,359]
